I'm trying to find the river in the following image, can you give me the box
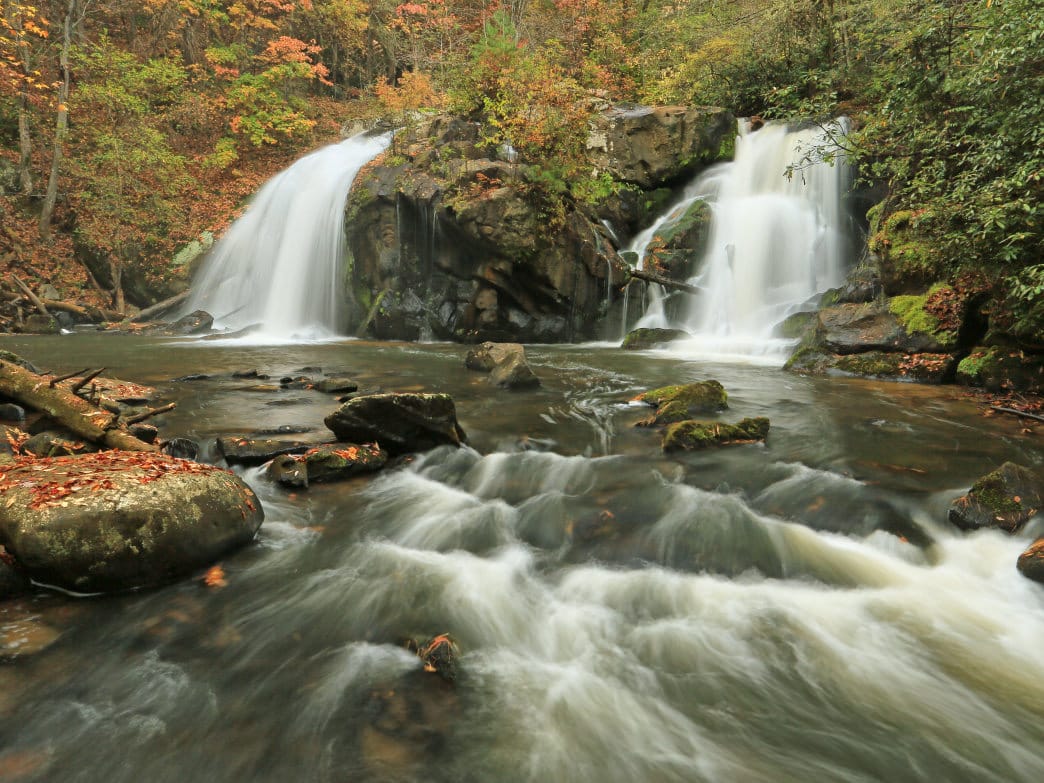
[1,333,1042,782]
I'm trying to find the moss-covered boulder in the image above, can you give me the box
[947,462,1042,533]
[1017,538,1044,585]
[621,328,690,350]
[301,443,387,484]
[0,453,263,593]
[636,380,729,427]
[956,347,1044,393]
[662,417,770,452]
[324,393,466,456]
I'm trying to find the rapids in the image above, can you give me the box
[0,334,1041,783]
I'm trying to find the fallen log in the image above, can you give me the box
[991,406,1044,424]
[126,290,191,324]
[45,299,122,322]
[0,359,158,452]
[10,274,49,316]
[627,268,703,295]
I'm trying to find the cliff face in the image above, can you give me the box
[343,107,732,342]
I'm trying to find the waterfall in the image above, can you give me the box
[626,119,851,362]
[184,132,392,340]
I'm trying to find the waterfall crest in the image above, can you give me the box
[627,119,851,362]
[184,132,392,340]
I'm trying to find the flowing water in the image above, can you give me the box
[183,133,392,340]
[1,333,1042,783]
[625,120,851,363]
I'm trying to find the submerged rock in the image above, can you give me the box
[464,342,540,389]
[0,452,263,593]
[662,417,770,451]
[324,393,466,455]
[947,462,1042,533]
[621,328,690,350]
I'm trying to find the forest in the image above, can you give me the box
[0,0,1041,343]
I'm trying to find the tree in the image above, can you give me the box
[0,0,51,196]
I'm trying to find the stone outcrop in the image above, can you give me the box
[0,452,263,593]
[344,106,732,343]
[586,105,734,188]
[464,342,540,389]
[324,393,466,455]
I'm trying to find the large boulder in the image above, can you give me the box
[324,393,466,455]
[636,381,728,426]
[948,462,1042,533]
[464,342,540,389]
[0,453,264,593]
[587,106,734,188]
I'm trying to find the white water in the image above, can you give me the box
[627,120,851,363]
[184,132,392,340]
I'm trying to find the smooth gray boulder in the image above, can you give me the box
[465,342,540,389]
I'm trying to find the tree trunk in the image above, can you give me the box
[38,0,77,240]
[17,92,32,196]
[109,258,125,313]
[0,359,159,452]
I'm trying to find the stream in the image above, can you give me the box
[1,333,1042,782]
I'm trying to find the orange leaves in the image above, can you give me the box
[202,565,228,589]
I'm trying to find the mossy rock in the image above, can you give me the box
[662,417,770,452]
[956,346,1044,393]
[300,443,388,484]
[888,286,957,350]
[834,352,904,377]
[775,311,817,340]
[947,462,1042,533]
[638,381,728,413]
[621,328,690,350]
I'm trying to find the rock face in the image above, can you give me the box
[324,393,466,455]
[0,452,263,593]
[464,342,540,389]
[344,106,732,343]
[947,462,1042,533]
[586,106,734,188]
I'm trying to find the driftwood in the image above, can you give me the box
[10,274,49,316]
[628,268,703,295]
[991,406,1044,424]
[126,290,191,324]
[0,359,158,452]
[123,402,176,426]
[45,299,122,322]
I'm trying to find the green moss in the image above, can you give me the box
[956,348,998,384]
[661,417,770,452]
[639,381,728,413]
[835,352,902,377]
[889,287,956,347]
[621,328,689,350]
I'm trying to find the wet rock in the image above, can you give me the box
[464,342,540,389]
[173,373,210,382]
[947,462,1042,533]
[325,393,466,456]
[23,431,89,458]
[252,425,315,436]
[408,633,460,682]
[148,310,214,336]
[0,552,29,600]
[161,438,200,461]
[587,105,734,188]
[0,615,61,658]
[0,404,25,422]
[0,452,264,593]
[217,437,313,466]
[299,443,387,484]
[818,302,952,355]
[314,377,359,394]
[128,423,159,444]
[662,417,770,451]
[21,314,60,334]
[956,347,1044,394]
[621,328,690,350]
[232,369,267,379]
[265,454,308,488]
[1017,538,1044,584]
[279,375,313,390]
[636,380,728,426]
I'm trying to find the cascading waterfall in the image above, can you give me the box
[184,132,392,340]
[628,119,851,361]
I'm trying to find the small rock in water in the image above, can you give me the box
[621,327,690,350]
[173,373,210,382]
[464,342,540,389]
[314,377,359,394]
[661,417,770,451]
[162,438,200,461]
[947,462,1042,533]
[266,454,308,488]
[279,376,312,390]
[1017,538,1044,584]
[217,437,313,467]
[409,633,460,682]
[0,404,26,422]
[232,369,266,379]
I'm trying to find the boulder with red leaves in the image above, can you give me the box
[0,452,263,593]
